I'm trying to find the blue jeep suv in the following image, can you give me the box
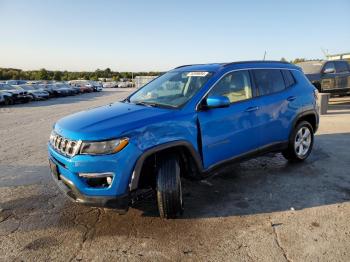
[48,61,319,218]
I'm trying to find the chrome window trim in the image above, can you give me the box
[195,67,300,111]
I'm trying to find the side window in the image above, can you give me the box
[335,61,349,73]
[253,69,286,95]
[208,70,253,103]
[322,62,335,73]
[281,70,296,88]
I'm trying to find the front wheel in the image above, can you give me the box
[282,121,314,162]
[156,154,184,219]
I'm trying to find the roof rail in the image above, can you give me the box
[223,60,291,67]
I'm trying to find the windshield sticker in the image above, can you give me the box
[186,72,209,77]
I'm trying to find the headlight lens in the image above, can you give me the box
[80,138,129,155]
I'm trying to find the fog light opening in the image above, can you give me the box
[78,172,114,188]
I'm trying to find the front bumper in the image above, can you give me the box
[48,141,142,208]
[50,169,130,210]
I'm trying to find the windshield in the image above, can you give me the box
[0,84,17,90]
[297,62,324,74]
[129,71,213,108]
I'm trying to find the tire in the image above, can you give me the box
[282,121,314,162]
[156,154,184,219]
[4,97,12,105]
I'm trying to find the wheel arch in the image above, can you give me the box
[292,110,318,134]
[129,140,203,191]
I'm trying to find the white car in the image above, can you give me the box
[103,82,118,88]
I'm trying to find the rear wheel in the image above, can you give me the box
[282,121,314,162]
[156,154,184,219]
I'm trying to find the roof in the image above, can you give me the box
[173,60,299,72]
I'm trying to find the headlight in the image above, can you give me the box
[49,131,56,145]
[80,138,129,155]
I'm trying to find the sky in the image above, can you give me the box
[0,0,349,72]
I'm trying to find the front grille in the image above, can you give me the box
[50,133,81,157]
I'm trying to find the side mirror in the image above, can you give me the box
[205,95,230,109]
[323,68,335,74]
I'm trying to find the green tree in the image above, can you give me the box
[37,68,49,80]
[53,71,62,81]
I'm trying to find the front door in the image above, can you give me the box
[197,70,262,169]
[321,62,336,92]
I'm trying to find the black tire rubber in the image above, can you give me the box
[156,154,184,219]
[282,121,314,162]
[4,97,11,105]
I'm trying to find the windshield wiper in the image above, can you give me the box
[133,101,177,109]
[134,101,158,107]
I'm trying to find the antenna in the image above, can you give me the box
[263,51,267,60]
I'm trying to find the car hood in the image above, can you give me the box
[55,102,175,140]
[2,90,22,95]
[304,73,320,82]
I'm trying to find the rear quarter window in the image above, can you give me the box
[281,70,296,88]
[252,69,286,96]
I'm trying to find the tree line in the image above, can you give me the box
[0,58,318,81]
[0,68,161,81]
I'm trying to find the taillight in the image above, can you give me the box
[313,88,319,101]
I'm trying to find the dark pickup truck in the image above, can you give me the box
[297,60,350,95]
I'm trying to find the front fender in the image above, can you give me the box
[129,140,203,191]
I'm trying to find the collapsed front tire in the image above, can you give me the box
[156,154,184,219]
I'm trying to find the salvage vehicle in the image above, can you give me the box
[0,83,32,103]
[44,84,75,97]
[19,85,50,100]
[297,60,350,95]
[48,61,319,218]
[0,91,14,105]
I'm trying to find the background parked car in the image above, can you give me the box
[18,84,50,100]
[102,81,118,88]
[90,81,103,92]
[0,91,14,105]
[297,60,350,95]
[54,83,80,95]
[74,84,94,93]
[0,83,32,103]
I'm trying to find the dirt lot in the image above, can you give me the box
[0,89,350,261]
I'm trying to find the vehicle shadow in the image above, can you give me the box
[133,132,350,218]
[0,133,349,238]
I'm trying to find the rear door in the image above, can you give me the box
[321,62,336,92]
[197,70,263,169]
[251,69,299,147]
[334,61,350,92]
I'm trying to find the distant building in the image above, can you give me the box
[134,75,158,88]
[327,52,350,62]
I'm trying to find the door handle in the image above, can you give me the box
[245,106,259,112]
[287,96,296,101]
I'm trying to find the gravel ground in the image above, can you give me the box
[0,89,350,261]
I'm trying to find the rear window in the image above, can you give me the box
[253,69,285,96]
[335,61,349,73]
[281,70,296,88]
